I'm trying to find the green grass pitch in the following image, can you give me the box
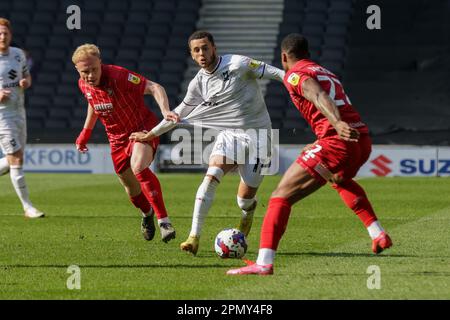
[0,173,449,299]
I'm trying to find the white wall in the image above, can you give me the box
[2,144,449,176]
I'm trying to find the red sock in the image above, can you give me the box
[260,197,292,250]
[333,179,378,227]
[130,192,151,215]
[135,168,168,219]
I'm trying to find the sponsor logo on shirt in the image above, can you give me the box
[93,103,113,112]
[86,92,92,99]
[248,59,261,70]
[287,73,300,86]
[8,69,17,80]
[1,81,20,89]
[128,73,141,85]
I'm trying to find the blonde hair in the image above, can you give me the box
[0,18,12,32]
[72,44,101,64]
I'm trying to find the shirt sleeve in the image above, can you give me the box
[240,56,285,82]
[124,70,147,96]
[19,49,29,77]
[286,71,311,97]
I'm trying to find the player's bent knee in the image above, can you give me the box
[130,163,147,175]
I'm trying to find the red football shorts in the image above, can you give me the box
[111,137,160,174]
[296,134,372,185]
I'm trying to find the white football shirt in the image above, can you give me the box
[177,54,284,131]
[0,47,28,114]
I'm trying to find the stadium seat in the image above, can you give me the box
[53,96,76,108]
[154,1,177,12]
[48,108,72,120]
[27,119,44,130]
[123,23,148,37]
[116,49,140,61]
[120,36,145,49]
[28,24,52,36]
[99,23,123,36]
[28,95,51,108]
[129,0,153,12]
[305,0,328,13]
[161,61,186,74]
[32,12,54,24]
[151,12,173,24]
[37,73,59,84]
[48,36,72,48]
[128,12,151,23]
[12,0,34,12]
[45,49,67,60]
[107,0,129,12]
[97,36,119,49]
[40,60,65,72]
[35,0,58,11]
[104,12,127,24]
[329,0,353,13]
[45,119,69,129]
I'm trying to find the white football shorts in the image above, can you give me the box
[0,111,27,155]
[209,129,272,188]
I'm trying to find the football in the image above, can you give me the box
[214,228,248,259]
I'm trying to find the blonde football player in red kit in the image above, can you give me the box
[228,34,392,275]
[73,44,178,243]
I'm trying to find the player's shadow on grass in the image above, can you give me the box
[1,263,231,269]
[277,252,416,258]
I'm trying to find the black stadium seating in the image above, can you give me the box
[1,0,201,143]
[0,0,448,145]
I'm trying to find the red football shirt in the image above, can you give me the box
[283,59,368,139]
[78,64,159,148]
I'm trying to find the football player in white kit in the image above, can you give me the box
[130,31,284,255]
[0,18,44,218]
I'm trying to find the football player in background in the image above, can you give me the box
[130,31,285,255]
[73,44,177,243]
[0,18,44,218]
[227,33,392,275]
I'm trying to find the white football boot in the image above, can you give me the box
[24,207,45,218]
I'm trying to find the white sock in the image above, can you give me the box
[237,196,257,219]
[9,165,33,210]
[367,221,384,240]
[189,177,219,237]
[0,157,9,175]
[256,248,276,266]
[158,217,171,225]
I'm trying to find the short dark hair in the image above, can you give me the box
[188,30,215,48]
[281,33,310,59]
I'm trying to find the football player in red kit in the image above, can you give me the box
[72,44,178,243]
[228,34,392,275]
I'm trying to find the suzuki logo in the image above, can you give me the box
[371,155,392,176]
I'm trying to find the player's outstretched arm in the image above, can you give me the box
[144,80,179,123]
[76,104,98,153]
[244,57,285,82]
[260,63,285,82]
[301,78,359,142]
[129,118,177,142]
